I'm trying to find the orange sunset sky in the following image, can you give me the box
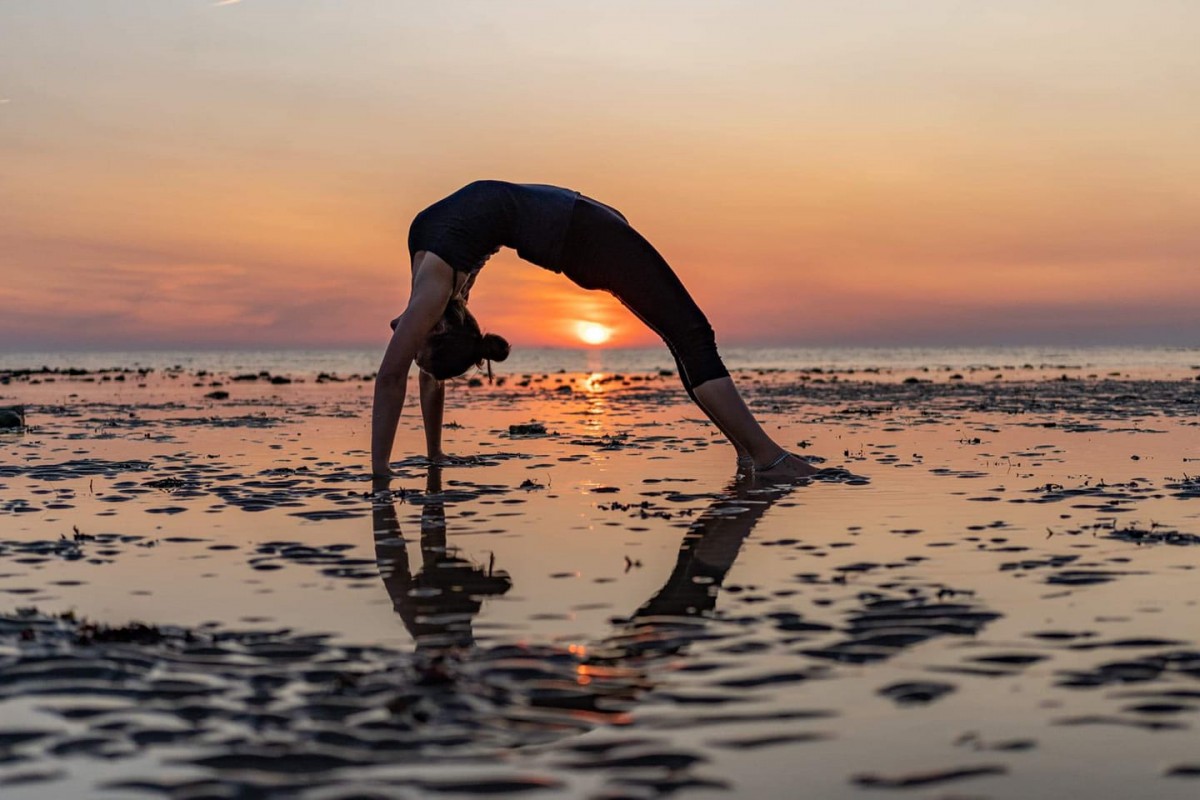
[2,1,1198,350]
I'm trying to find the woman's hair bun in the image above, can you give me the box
[479,333,511,362]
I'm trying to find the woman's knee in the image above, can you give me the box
[675,318,717,354]
[673,321,729,388]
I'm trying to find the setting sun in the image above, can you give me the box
[575,321,612,346]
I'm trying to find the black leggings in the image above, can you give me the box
[558,197,730,398]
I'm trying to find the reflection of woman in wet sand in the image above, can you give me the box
[371,180,818,480]
[369,471,802,752]
[372,467,511,650]
[373,469,785,663]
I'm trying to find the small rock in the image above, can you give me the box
[0,405,25,429]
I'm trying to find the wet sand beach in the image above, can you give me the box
[1,360,1199,799]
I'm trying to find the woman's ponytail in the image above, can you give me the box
[479,333,511,363]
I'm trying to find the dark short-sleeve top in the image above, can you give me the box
[407,180,580,275]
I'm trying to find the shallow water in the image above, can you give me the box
[1,363,1199,798]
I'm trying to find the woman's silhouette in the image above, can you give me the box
[371,180,818,481]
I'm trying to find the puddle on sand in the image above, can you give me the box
[0,365,1199,798]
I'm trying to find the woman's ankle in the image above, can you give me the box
[755,451,791,471]
[749,445,787,467]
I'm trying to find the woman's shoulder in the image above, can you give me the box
[461,179,512,194]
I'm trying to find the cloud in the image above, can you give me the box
[0,231,388,348]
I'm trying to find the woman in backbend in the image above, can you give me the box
[371,180,818,480]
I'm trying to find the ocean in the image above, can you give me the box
[2,344,1197,378]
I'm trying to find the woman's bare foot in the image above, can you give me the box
[755,452,819,480]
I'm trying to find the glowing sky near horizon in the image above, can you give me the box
[1,0,1198,350]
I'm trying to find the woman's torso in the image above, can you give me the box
[408,180,579,275]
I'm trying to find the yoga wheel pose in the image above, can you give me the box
[371,180,818,480]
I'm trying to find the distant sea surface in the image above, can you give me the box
[1,345,1197,377]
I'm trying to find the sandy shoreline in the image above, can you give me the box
[1,365,1198,798]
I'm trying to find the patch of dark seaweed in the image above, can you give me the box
[0,458,153,481]
[1055,650,1200,690]
[1102,524,1200,546]
[0,529,154,564]
[802,587,1001,666]
[878,681,956,705]
[143,476,190,490]
[0,405,25,431]
[507,422,548,436]
[1066,637,1187,651]
[809,466,870,485]
[1052,715,1186,731]
[1019,480,1152,506]
[290,509,366,521]
[1165,475,1200,499]
[391,452,532,471]
[163,414,283,429]
[249,542,376,580]
[1044,570,1143,586]
[999,554,1079,574]
[556,749,707,771]
[412,775,565,793]
[852,764,1007,788]
[707,731,831,749]
[597,499,697,521]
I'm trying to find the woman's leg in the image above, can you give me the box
[630,302,750,462]
[559,199,815,476]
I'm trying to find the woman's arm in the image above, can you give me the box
[370,258,455,476]
[419,370,446,460]
[417,269,476,464]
